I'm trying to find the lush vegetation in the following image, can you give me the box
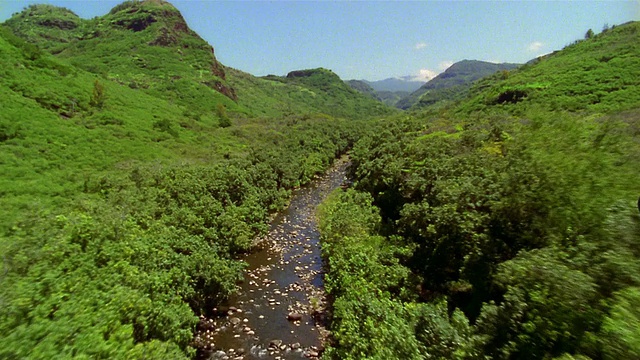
[0,1,390,358]
[229,67,394,119]
[319,21,640,360]
[3,1,639,358]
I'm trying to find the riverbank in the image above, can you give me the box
[195,157,350,360]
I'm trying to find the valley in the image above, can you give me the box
[1,1,639,360]
[195,158,349,360]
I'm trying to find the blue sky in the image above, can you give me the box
[1,1,638,81]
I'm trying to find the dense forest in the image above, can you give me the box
[318,21,640,359]
[1,1,639,359]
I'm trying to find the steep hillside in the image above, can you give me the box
[319,21,640,360]
[4,1,237,119]
[460,22,640,114]
[396,60,520,110]
[4,1,393,121]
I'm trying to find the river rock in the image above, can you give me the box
[287,313,303,321]
[269,339,283,349]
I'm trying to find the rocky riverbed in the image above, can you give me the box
[195,157,349,360]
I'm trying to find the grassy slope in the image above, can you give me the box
[0,26,215,227]
[4,2,238,117]
[460,22,640,114]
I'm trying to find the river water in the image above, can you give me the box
[196,157,349,360]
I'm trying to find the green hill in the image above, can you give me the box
[396,60,521,110]
[230,68,393,118]
[4,1,237,117]
[459,22,640,114]
[4,1,393,121]
[345,79,379,100]
[318,21,640,360]
[0,2,391,358]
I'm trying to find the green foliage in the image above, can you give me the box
[216,103,231,128]
[318,189,472,359]
[0,8,380,357]
[600,287,640,359]
[413,301,477,359]
[325,20,640,360]
[89,79,106,108]
[475,248,599,359]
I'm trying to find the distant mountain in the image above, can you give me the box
[376,91,410,107]
[396,60,521,110]
[364,77,426,93]
[345,80,379,100]
[345,76,424,107]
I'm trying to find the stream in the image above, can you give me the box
[195,157,350,360]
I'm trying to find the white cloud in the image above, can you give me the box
[414,42,428,50]
[413,68,437,81]
[438,60,454,71]
[527,41,544,52]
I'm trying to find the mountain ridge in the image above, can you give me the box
[3,1,391,119]
[362,76,426,93]
[396,60,521,110]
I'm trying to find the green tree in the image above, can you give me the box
[585,29,595,39]
[600,287,640,359]
[475,249,598,359]
[89,79,106,108]
[216,103,231,128]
